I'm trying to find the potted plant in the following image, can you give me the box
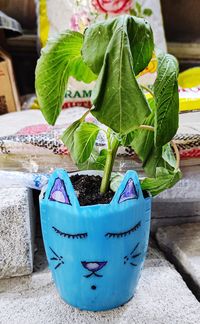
[35,15,181,311]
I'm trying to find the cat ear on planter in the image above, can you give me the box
[41,169,80,207]
[49,178,71,205]
[118,178,138,203]
[111,170,144,205]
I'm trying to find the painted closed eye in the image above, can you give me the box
[105,221,141,238]
[52,226,88,239]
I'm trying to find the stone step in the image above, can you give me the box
[156,223,200,301]
[151,165,200,231]
[0,187,35,279]
[0,241,199,324]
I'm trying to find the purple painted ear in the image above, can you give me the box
[118,179,138,203]
[49,178,71,205]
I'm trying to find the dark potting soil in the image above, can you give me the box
[70,174,115,206]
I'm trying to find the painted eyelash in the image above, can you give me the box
[52,226,88,239]
[105,221,141,238]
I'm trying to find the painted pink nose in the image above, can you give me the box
[81,261,107,272]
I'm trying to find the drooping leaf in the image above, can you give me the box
[61,119,82,158]
[127,17,154,75]
[82,19,115,75]
[73,122,100,164]
[82,16,153,77]
[130,77,180,178]
[35,31,97,125]
[141,168,182,196]
[82,15,154,134]
[154,51,179,146]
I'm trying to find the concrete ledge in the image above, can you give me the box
[0,241,199,324]
[156,223,200,301]
[151,211,200,232]
[150,165,200,230]
[0,187,35,279]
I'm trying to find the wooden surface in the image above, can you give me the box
[161,0,200,43]
[168,42,200,60]
[0,0,36,30]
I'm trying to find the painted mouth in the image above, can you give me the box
[81,261,107,272]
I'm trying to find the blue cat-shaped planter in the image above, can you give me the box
[40,169,151,311]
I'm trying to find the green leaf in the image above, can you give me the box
[82,15,154,77]
[35,31,97,125]
[73,122,100,164]
[82,16,154,134]
[129,8,138,16]
[119,96,156,147]
[154,51,179,146]
[61,119,81,158]
[120,132,136,147]
[136,2,142,14]
[162,143,177,168]
[156,167,170,177]
[129,98,178,177]
[143,8,153,17]
[141,168,182,196]
[143,146,168,177]
[82,19,115,75]
[110,174,123,192]
[78,148,107,170]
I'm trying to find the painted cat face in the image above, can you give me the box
[40,169,151,311]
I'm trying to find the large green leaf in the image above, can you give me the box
[35,31,97,125]
[62,120,104,168]
[110,168,181,196]
[73,122,100,164]
[154,51,179,146]
[82,15,154,76]
[129,97,179,179]
[82,15,154,134]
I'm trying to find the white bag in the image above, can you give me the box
[36,0,167,108]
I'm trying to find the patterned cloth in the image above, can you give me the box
[0,109,200,173]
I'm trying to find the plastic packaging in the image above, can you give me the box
[179,67,200,112]
[0,171,49,190]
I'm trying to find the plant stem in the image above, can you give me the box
[139,125,154,132]
[171,140,180,170]
[140,84,154,97]
[100,137,120,194]
[80,109,90,122]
